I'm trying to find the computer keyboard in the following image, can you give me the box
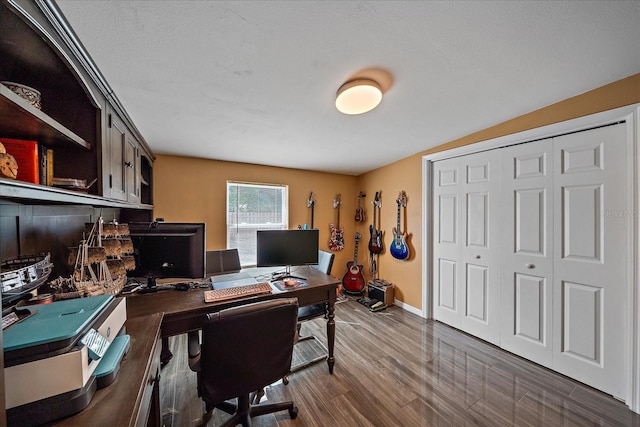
[204,282,273,303]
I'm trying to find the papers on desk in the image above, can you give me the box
[211,272,259,290]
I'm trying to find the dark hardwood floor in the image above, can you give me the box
[160,297,640,426]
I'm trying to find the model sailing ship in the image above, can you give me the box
[1,253,54,307]
[49,217,135,299]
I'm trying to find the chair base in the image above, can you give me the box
[207,394,297,427]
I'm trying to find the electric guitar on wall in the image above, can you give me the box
[368,191,383,254]
[329,193,344,251]
[342,232,365,294]
[355,191,366,223]
[390,190,410,260]
[306,192,316,229]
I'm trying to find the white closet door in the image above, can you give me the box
[552,123,628,399]
[459,151,501,345]
[500,139,554,367]
[433,152,501,344]
[433,157,462,328]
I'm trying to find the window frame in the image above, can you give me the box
[226,181,289,266]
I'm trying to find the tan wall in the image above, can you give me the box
[153,157,359,277]
[358,73,640,311]
[154,73,640,312]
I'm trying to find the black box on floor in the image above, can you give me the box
[367,279,394,306]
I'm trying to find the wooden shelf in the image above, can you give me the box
[0,178,152,209]
[0,84,90,150]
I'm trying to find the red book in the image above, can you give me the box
[0,138,39,184]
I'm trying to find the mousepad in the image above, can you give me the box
[272,279,309,291]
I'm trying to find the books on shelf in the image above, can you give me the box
[0,138,54,186]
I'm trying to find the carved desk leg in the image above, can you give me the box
[326,299,335,374]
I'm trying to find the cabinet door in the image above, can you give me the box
[125,134,139,204]
[500,139,554,368]
[108,112,127,201]
[108,111,140,203]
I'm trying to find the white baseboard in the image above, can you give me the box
[393,299,423,317]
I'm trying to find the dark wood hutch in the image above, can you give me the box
[1,0,156,423]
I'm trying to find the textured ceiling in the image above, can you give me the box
[55,0,640,175]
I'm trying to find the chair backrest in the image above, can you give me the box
[199,298,299,404]
[206,248,241,275]
[312,250,334,275]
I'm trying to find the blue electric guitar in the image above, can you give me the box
[390,191,410,260]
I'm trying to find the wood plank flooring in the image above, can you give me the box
[160,297,640,426]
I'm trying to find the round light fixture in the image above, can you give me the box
[335,78,382,115]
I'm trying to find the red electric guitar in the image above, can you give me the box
[342,232,365,294]
[329,193,344,251]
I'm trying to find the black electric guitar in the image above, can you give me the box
[368,191,383,254]
[306,192,316,229]
[390,191,410,260]
[342,232,365,294]
[329,193,344,251]
[355,191,365,222]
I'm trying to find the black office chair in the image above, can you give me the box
[189,249,243,361]
[288,250,334,377]
[189,298,299,426]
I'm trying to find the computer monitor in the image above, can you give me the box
[256,229,319,280]
[128,222,206,283]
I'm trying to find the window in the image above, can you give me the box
[227,181,288,266]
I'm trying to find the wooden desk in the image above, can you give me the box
[42,267,337,426]
[126,266,340,374]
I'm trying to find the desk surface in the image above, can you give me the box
[126,266,340,324]
[46,267,339,426]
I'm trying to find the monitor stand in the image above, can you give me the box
[271,265,306,281]
[137,275,159,293]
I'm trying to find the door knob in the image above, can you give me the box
[526,263,535,269]
[475,255,481,259]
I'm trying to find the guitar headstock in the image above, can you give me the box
[397,190,407,207]
[372,191,382,208]
[306,192,315,208]
[333,193,342,209]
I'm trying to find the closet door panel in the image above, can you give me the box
[553,123,628,400]
[433,158,462,327]
[459,151,501,345]
[500,140,554,367]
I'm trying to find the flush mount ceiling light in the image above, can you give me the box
[335,78,382,115]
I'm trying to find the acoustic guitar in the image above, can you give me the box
[390,190,410,260]
[342,232,366,294]
[368,191,383,254]
[328,193,344,251]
